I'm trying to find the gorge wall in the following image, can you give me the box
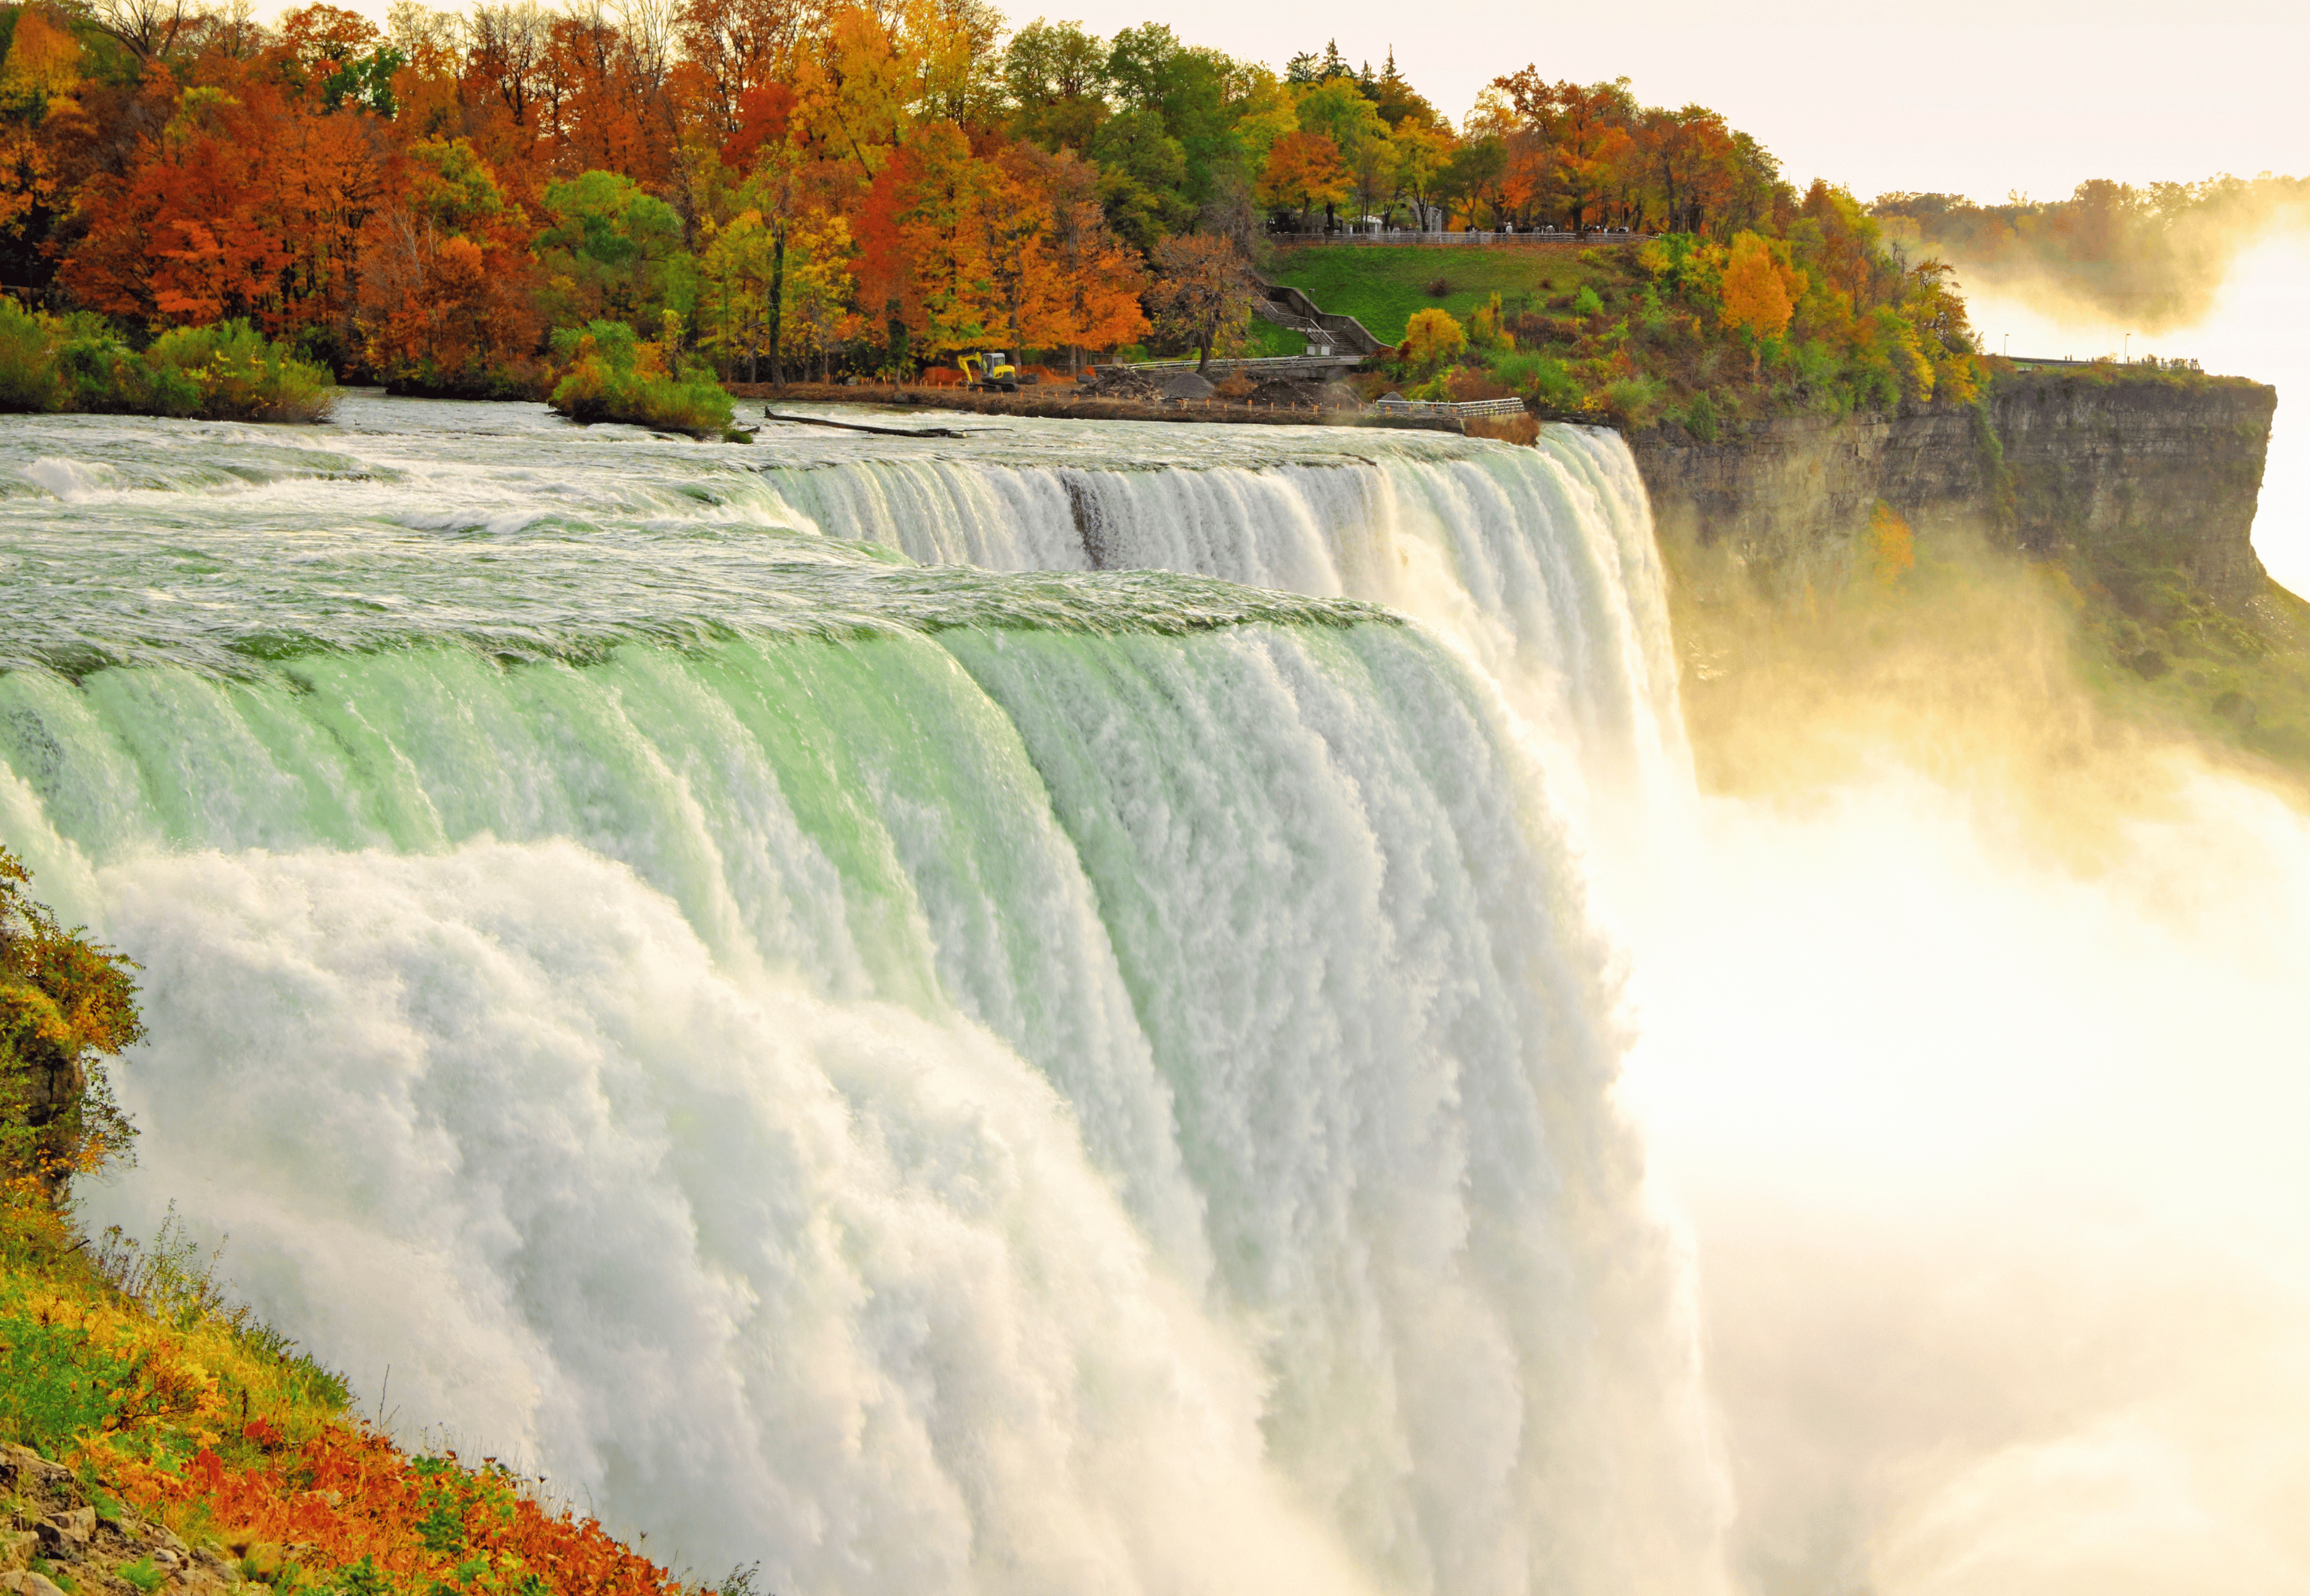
[1628,370,2279,603]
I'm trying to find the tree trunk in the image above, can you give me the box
[765,222,787,387]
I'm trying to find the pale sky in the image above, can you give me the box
[1030,0,2310,203]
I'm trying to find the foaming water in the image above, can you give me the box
[0,401,1722,1596]
[21,393,2291,1594]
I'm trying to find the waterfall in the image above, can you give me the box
[0,400,1724,1596]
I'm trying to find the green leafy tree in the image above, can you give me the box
[2,846,142,1193]
[536,170,698,333]
[1003,19,1109,152]
[1089,107,1190,252]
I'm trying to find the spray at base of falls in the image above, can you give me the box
[0,404,1726,1596]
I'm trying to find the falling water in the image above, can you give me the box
[0,398,1723,1596]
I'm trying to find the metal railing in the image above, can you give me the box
[1366,396,1528,418]
[2010,354,2202,372]
[1087,354,1367,378]
[1279,228,1652,246]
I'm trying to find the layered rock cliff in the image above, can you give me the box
[1629,371,2278,605]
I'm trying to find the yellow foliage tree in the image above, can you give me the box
[778,210,856,378]
[1400,306,1466,368]
[1719,231,1803,341]
[1865,499,1915,586]
[1468,291,1511,351]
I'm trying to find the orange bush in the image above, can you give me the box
[114,1423,680,1596]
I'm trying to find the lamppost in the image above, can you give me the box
[2124,333,2131,363]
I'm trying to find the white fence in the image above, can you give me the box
[1088,354,1366,378]
[1288,229,1652,246]
[1366,396,1528,419]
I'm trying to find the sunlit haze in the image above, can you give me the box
[1964,231,2310,596]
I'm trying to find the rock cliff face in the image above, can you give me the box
[1629,372,2278,604]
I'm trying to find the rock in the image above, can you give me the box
[39,1510,95,1550]
[0,1533,35,1572]
[1629,373,2278,607]
[0,1571,67,1596]
[0,1447,68,1483]
[1158,370,1215,400]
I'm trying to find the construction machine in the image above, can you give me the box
[956,351,1030,391]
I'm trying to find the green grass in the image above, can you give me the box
[0,1313,137,1454]
[1241,318,1306,358]
[1265,243,1607,345]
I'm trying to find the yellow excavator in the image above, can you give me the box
[956,350,1028,392]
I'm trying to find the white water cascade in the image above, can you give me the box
[0,400,1722,1596]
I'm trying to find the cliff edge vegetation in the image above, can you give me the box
[0,848,703,1596]
[1632,371,2310,817]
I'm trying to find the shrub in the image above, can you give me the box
[0,308,337,422]
[1572,285,1605,318]
[1400,307,1467,370]
[1424,276,1451,297]
[1599,376,1668,426]
[1,846,142,1191]
[549,319,736,436]
[1468,291,1512,352]
[1489,349,1582,410]
[1464,413,1538,445]
[1684,389,1720,442]
[145,323,341,423]
[0,300,64,412]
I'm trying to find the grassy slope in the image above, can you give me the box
[1264,243,1606,345]
[0,1193,685,1596]
[2067,565,2310,770]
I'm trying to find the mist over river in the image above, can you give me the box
[2,397,2305,1596]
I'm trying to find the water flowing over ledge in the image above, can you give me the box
[0,398,1724,1596]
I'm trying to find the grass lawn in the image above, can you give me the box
[1243,317,1307,357]
[1264,243,1616,343]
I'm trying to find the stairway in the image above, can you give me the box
[1249,277,1387,356]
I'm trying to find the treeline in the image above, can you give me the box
[0,0,1976,406]
[1872,174,2310,328]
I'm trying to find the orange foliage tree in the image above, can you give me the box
[1255,130,1348,231]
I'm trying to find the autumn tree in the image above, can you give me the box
[1255,130,1348,231]
[1004,143,1146,372]
[852,119,994,366]
[362,137,542,390]
[1718,230,1806,374]
[1147,231,1249,372]
[675,0,814,141]
[1400,305,1463,367]
[0,4,81,287]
